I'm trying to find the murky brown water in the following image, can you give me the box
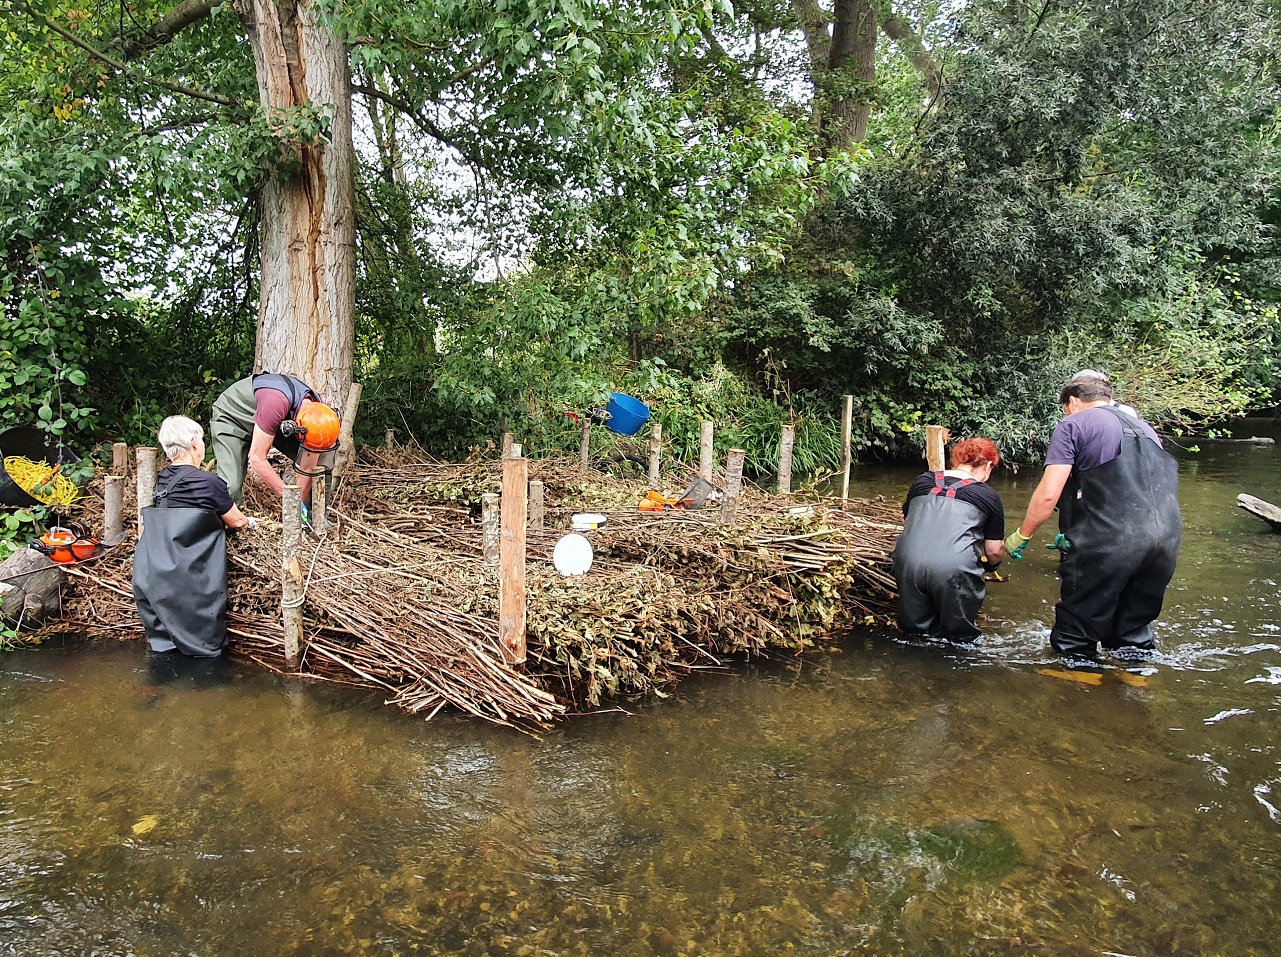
[3,422,1280,955]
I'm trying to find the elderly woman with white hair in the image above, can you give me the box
[132,415,254,657]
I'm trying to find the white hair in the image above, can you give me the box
[1071,368,1113,386]
[158,415,204,462]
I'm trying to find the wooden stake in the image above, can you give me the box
[778,424,795,495]
[499,449,528,667]
[699,420,714,481]
[111,441,128,475]
[103,475,125,544]
[384,428,395,450]
[311,473,327,535]
[926,425,950,473]
[840,395,853,503]
[721,448,746,526]
[135,447,158,537]
[481,493,500,566]
[501,431,513,458]
[647,422,662,487]
[281,483,304,669]
[333,382,363,479]
[529,479,545,529]
[579,416,592,467]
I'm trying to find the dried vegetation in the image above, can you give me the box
[50,450,903,729]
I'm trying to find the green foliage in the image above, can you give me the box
[1,0,1277,476]
[0,114,107,443]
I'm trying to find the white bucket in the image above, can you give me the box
[571,512,607,531]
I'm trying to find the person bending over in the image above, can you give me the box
[892,437,1006,642]
[210,373,340,507]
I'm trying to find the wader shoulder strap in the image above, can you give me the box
[251,373,319,418]
[1101,404,1154,442]
[929,471,975,499]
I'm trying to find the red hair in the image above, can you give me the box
[949,437,1000,469]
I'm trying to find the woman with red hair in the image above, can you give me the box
[891,437,1007,642]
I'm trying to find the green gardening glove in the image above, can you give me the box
[1004,528,1031,561]
[1045,533,1072,552]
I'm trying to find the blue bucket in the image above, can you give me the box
[603,393,650,436]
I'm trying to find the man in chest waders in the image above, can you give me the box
[1004,376,1182,660]
[210,373,341,509]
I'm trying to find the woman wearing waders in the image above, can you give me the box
[892,438,1007,642]
[1004,375,1182,661]
[133,416,254,657]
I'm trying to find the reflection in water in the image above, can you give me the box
[3,426,1281,955]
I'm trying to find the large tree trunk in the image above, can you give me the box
[824,0,878,151]
[235,0,356,409]
[789,0,879,153]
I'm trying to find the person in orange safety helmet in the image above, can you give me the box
[209,373,340,507]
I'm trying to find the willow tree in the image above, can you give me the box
[6,0,788,422]
[9,0,353,405]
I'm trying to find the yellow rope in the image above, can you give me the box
[3,456,80,506]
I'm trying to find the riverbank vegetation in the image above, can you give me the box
[2,0,1278,477]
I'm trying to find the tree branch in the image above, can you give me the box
[881,14,942,100]
[121,0,228,58]
[12,0,237,107]
[788,0,833,73]
[351,83,469,157]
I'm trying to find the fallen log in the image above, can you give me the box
[1237,493,1281,531]
[0,546,66,627]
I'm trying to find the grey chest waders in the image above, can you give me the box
[131,472,230,657]
[892,474,988,642]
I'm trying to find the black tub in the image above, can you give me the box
[0,427,81,508]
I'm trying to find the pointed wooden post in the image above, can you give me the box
[777,424,795,495]
[500,447,528,667]
[311,473,328,536]
[699,420,714,481]
[647,422,662,487]
[926,425,950,473]
[281,483,304,669]
[721,449,746,526]
[840,395,853,503]
[481,493,501,566]
[529,479,545,529]
[135,447,158,537]
[579,416,592,467]
[111,441,129,475]
[103,475,125,544]
[384,428,395,450]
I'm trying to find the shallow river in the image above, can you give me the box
[3,423,1280,956]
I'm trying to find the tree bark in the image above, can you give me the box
[0,549,66,628]
[824,0,879,151]
[235,0,356,410]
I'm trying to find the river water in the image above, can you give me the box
[3,423,1279,956]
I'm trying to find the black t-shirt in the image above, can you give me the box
[155,465,235,516]
[903,472,1005,541]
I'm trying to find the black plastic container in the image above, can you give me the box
[0,427,80,508]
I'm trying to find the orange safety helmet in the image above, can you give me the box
[294,401,341,452]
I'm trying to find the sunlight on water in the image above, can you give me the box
[3,425,1281,955]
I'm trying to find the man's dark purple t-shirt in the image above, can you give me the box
[1044,405,1162,472]
[253,388,292,436]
